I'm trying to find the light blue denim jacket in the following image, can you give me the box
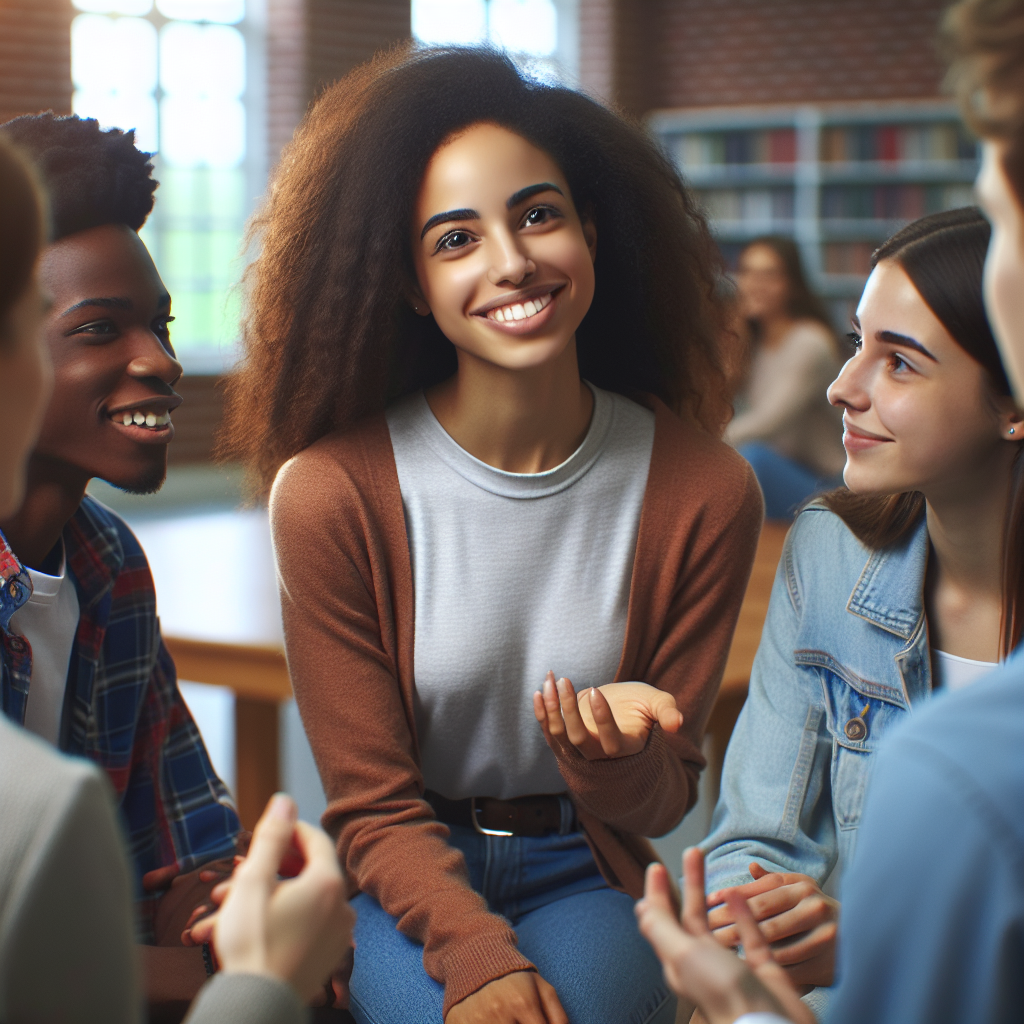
[701,502,933,893]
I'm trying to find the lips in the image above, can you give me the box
[473,284,564,333]
[107,396,181,443]
[843,421,892,452]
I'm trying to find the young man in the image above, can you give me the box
[636,1,1024,1022]
[0,112,242,1018]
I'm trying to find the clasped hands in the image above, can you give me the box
[533,670,684,759]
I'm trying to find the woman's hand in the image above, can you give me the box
[188,793,355,1004]
[532,671,683,760]
[446,971,567,1024]
[636,848,814,1024]
[706,863,839,988]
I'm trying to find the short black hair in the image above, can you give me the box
[0,112,157,241]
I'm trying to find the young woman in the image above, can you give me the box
[220,46,763,1024]
[700,206,1023,1011]
[725,237,845,519]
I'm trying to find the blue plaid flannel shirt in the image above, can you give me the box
[0,496,241,941]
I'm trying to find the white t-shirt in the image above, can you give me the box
[932,649,997,692]
[9,544,80,745]
[386,384,655,800]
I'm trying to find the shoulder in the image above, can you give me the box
[270,412,402,553]
[73,494,147,564]
[783,501,869,589]
[873,661,1024,848]
[0,718,106,894]
[787,319,836,350]
[646,398,762,532]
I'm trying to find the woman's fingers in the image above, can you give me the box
[641,862,676,916]
[555,676,593,749]
[535,975,569,1024]
[707,870,785,913]
[588,685,626,756]
[648,689,685,734]
[242,793,299,885]
[680,847,711,937]
[534,684,575,760]
[724,891,774,968]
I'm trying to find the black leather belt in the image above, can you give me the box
[425,789,573,837]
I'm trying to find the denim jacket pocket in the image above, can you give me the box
[831,743,870,830]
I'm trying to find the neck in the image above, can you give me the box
[923,444,1017,660]
[758,313,796,349]
[0,456,89,571]
[425,339,593,473]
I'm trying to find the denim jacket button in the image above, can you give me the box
[7,635,26,654]
[844,717,868,741]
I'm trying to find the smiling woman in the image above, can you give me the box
[700,206,1023,1018]
[220,44,764,1024]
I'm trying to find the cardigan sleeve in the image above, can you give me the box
[552,413,764,837]
[270,436,534,1018]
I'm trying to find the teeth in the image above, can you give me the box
[486,292,554,323]
[118,410,171,428]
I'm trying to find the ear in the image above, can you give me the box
[997,396,1024,442]
[402,280,431,318]
[582,216,597,264]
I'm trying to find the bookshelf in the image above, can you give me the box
[648,101,979,326]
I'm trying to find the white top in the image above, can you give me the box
[9,544,80,745]
[932,649,997,692]
[386,384,655,800]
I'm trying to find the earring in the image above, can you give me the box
[1011,428,1017,435]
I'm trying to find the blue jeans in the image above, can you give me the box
[348,825,675,1024]
[738,442,841,521]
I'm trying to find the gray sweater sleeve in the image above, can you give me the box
[0,725,141,1024]
[184,973,308,1024]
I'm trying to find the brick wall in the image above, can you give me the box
[267,0,410,170]
[0,0,73,124]
[580,0,951,116]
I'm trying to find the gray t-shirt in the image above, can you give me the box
[386,384,655,800]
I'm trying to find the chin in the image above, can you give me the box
[101,462,168,496]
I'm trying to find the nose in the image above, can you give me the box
[126,328,183,388]
[827,352,869,413]
[486,229,535,287]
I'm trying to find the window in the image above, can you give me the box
[71,0,260,370]
[412,0,577,85]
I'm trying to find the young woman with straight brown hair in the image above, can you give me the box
[220,44,763,1024]
[699,206,1023,1017]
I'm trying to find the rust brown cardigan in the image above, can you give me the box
[270,397,763,1016]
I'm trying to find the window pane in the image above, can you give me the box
[160,22,245,99]
[489,0,557,56]
[161,95,245,167]
[72,14,157,94]
[73,0,153,14]
[412,0,487,44]
[156,0,244,23]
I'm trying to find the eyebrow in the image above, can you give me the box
[878,330,937,361]
[419,182,565,240]
[60,294,171,317]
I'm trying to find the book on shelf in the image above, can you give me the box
[820,122,975,163]
[677,127,796,167]
[821,183,975,220]
[699,187,795,223]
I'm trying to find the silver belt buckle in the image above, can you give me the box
[471,796,514,836]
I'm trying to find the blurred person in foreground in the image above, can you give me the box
[725,237,845,519]
[0,112,243,1020]
[636,1,1024,1022]
[0,132,354,1024]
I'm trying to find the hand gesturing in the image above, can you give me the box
[533,671,683,760]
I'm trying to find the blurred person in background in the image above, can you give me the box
[638,1,1024,1021]
[726,237,845,519]
[0,131,354,1024]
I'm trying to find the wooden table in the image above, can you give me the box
[704,521,789,794]
[139,510,788,830]
[132,511,291,830]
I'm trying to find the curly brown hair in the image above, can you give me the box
[219,44,730,493]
